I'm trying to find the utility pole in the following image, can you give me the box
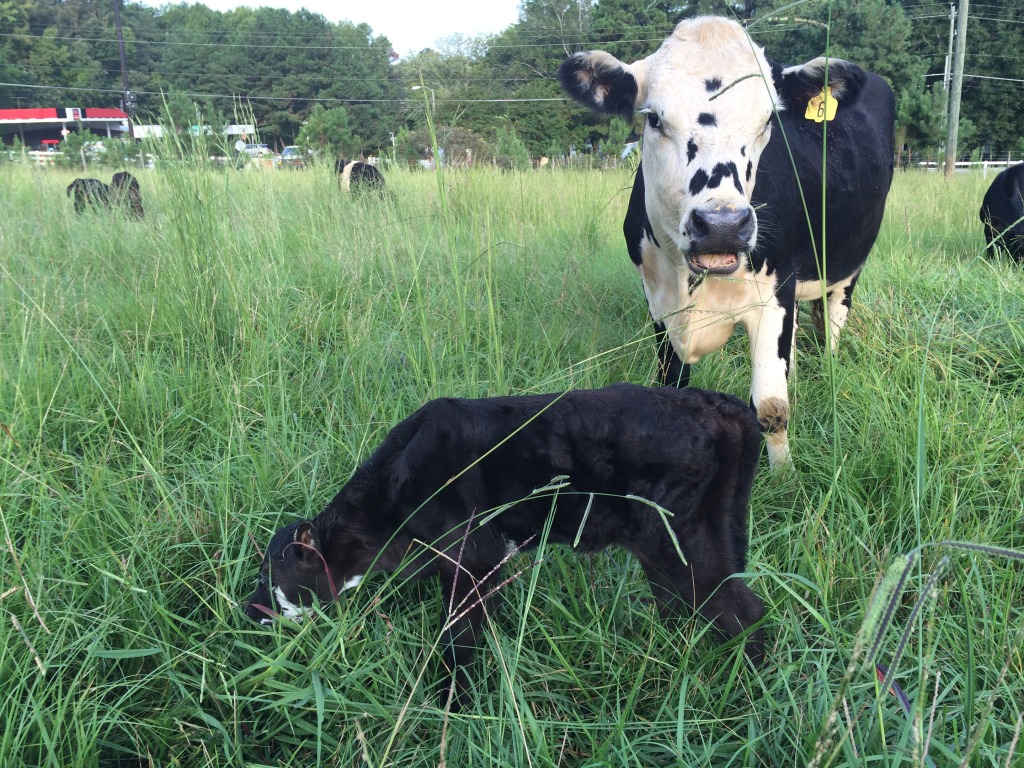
[943,0,969,179]
[113,0,135,136]
[941,2,955,127]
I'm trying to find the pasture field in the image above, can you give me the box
[0,161,1022,767]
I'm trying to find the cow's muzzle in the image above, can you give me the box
[685,204,754,275]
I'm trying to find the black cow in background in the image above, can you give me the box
[335,159,386,195]
[67,171,145,218]
[979,163,1024,263]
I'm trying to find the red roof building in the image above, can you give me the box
[0,107,131,147]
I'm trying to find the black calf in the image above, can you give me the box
[66,171,144,218]
[245,383,765,707]
[980,163,1024,263]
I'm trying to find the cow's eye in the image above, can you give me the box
[647,113,663,131]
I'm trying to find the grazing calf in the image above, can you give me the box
[558,16,895,467]
[335,158,386,194]
[979,163,1024,263]
[245,383,765,708]
[66,171,145,218]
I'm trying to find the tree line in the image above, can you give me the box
[1,0,1021,164]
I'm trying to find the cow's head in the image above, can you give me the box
[558,16,852,275]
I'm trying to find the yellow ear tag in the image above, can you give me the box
[805,86,838,122]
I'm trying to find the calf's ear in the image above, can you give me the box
[291,521,322,567]
[558,51,640,118]
[773,58,867,110]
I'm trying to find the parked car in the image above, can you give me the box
[278,145,305,169]
[240,143,271,158]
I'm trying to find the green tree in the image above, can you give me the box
[750,0,920,86]
[139,7,397,150]
[494,122,532,169]
[58,124,92,170]
[0,0,28,107]
[476,0,596,155]
[398,35,492,129]
[3,0,1017,159]
[588,0,678,62]
[313,20,399,153]
[393,125,491,167]
[392,125,423,166]
[897,0,1023,157]
[97,137,137,169]
[895,85,945,164]
[606,115,633,154]
[296,104,361,158]
[957,0,1024,157]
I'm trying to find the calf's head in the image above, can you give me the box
[558,16,850,275]
[244,521,363,624]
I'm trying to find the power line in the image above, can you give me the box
[0,27,697,53]
[0,81,568,104]
[10,63,533,88]
[969,14,1024,23]
[963,73,1024,83]
[0,31,381,49]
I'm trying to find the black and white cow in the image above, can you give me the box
[979,163,1024,264]
[335,158,387,195]
[559,16,895,467]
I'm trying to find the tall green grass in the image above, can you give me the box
[0,161,1021,767]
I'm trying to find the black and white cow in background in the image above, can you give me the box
[335,158,387,195]
[559,16,895,468]
[979,163,1024,264]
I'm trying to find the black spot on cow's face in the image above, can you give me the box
[704,77,722,93]
[687,139,698,164]
[704,162,744,195]
[698,112,717,127]
[746,160,753,182]
[689,168,710,196]
[740,146,746,157]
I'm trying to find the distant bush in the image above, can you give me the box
[493,123,531,171]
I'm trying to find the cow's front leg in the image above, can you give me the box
[654,320,691,387]
[747,292,796,468]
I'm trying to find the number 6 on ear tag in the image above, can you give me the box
[805,86,838,122]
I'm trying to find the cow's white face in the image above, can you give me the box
[559,17,780,274]
[636,21,778,271]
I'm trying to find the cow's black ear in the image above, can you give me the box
[774,58,867,109]
[558,51,639,118]
[292,521,321,565]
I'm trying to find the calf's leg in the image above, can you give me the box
[437,556,502,710]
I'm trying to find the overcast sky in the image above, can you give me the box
[176,0,523,58]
